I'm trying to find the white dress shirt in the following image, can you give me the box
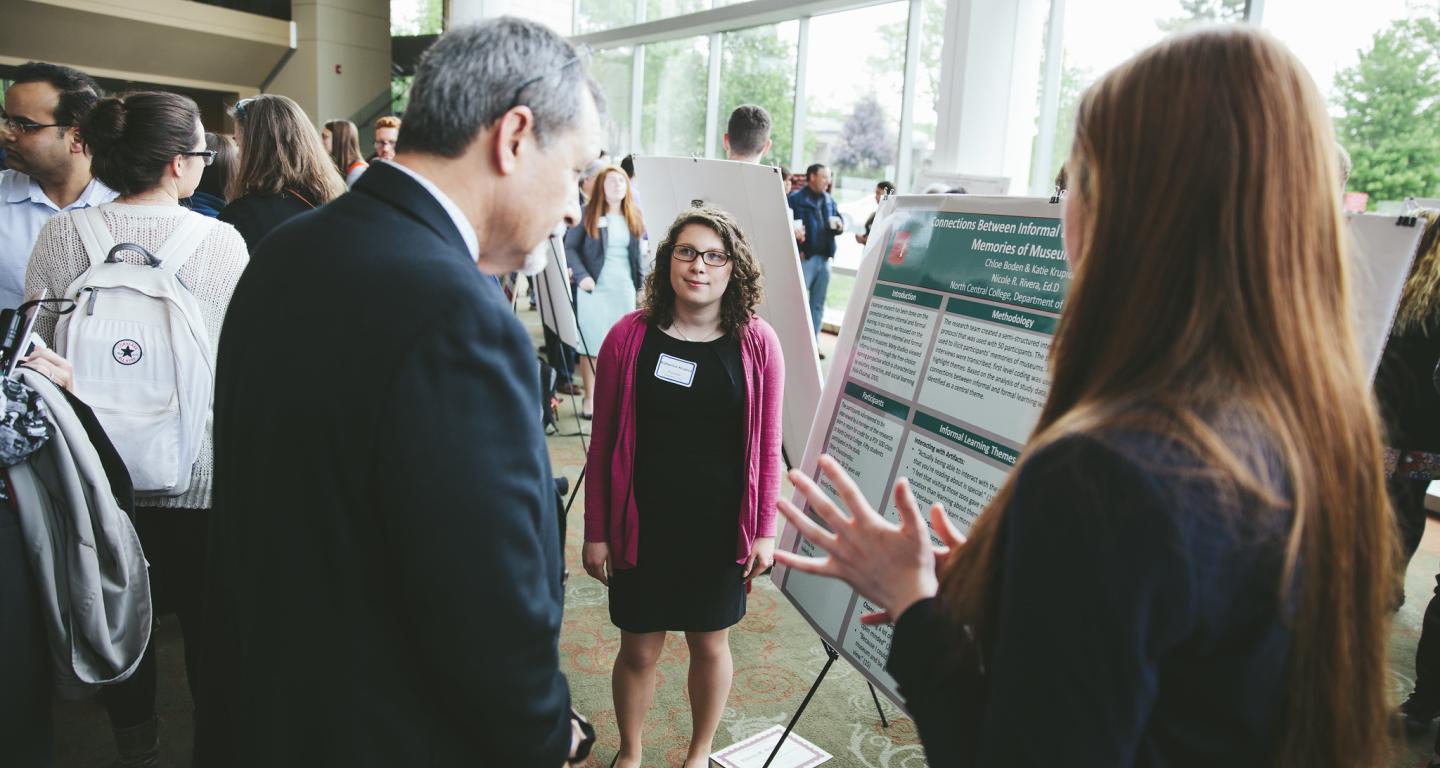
[0,169,116,310]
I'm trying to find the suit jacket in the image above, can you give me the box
[198,162,570,767]
[563,219,642,288]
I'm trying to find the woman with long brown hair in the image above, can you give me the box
[321,118,369,188]
[219,94,345,251]
[776,26,1397,768]
[564,164,645,418]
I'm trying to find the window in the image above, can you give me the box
[640,36,711,157]
[908,0,945,193]
[714,21,800,166]
[391,0,445,36]
[803,1,910,273]
[575,0,639,34]
[1263,0,1440,208]
[592,47,637,157]
[1029,0,1244,192]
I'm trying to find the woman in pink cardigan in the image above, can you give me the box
[583,205,785,768]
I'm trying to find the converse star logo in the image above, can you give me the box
[112,339,142,366]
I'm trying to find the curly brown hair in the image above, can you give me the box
[642,206,764,335]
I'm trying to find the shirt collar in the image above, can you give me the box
[382,159,480,262]
[1,170,116,210]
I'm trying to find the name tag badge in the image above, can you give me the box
[654,353,697,388]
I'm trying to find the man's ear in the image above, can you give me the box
[722,133,731,153]
[67,127,87,156]
[493,105,536,176]
[762,137,773,157]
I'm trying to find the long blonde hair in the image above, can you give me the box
[229,95,345,206]
[940,26,1396,768]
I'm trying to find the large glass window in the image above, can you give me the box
[576,0,638,33]
[714,21,800,166]
[1029,0,1243,192]
[391,0,445,35]
[1263,0,1440,209]
[803,2,910,274]
[640,36,711,157]
[591,47,637,157]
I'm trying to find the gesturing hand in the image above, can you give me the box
[773,455,959,621]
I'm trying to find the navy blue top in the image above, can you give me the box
[787,187,840,259]
[887,430,1293,767]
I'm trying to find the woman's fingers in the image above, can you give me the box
[930,504,967,549]
[773,549,838,579]
[859,609,893,626]
[786,469,849,533]
[776,497,837,549]
[817,455,883,527]
[892,478,928,543]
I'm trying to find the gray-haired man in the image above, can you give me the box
[200,18,602,767]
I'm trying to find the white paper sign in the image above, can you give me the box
[534,235,580,350]
[1346,212,1426,376]
[712,725,831,768]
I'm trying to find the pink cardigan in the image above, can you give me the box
[584,310,785,569]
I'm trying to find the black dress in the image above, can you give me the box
[609,324,747,633]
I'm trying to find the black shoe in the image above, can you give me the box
[1400,693,1440,734]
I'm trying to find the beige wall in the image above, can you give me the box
[267,0,393,131]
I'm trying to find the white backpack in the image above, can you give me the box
[58,206,214,496]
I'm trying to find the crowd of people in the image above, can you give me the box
[1,13,1439,768]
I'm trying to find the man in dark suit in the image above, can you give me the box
[198,18,603,767]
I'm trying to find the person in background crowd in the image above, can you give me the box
[26,90,249,768]
[579,149,611,203]
[373,114,400,162]
[775,26,1399,768]
[788,171,805,194]
[322,118,369,188]
[620,153,635,179]
[584,206,783,768]
[0,61,114,311]
[856,179,895,246]
[779,164,791,194]
[199,17,602,766]
[219,94,345,251]
[787,163,841,340]
[565,165,644,419]
[182,132,237,218]
[722,104,772,164]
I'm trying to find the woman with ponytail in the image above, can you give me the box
[776,26,1397,768]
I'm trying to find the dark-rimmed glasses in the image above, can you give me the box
[0,110,69,136]
[673,244,730,268]
[181,150,217,166]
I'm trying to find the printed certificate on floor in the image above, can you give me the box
[772,194,1069,711]
[712,725,831,768]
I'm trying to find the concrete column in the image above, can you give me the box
[266,0,391,130]
[931,0,1048,193]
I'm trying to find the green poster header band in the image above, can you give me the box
[912,411,1019,466]
[843,381,911,421]
[872,283,944,309]
[947,298,1058,335]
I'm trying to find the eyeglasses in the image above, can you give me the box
[181,150,216,166]
[672,244,730,268]
[505,48,589,113]
[0,110,68,136]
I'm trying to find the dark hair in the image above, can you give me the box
[81,92,200,196]
[642,206,764,336]
[229,94,345,206]
[779,165,790,179]
[726,104,772,158]
[620,153,635,178]
[12,61,101,131]
[194,132,237,201]
[324,119,365,172]
[806,163,826,178]
[399,17,605,157]
[877,180,895,194]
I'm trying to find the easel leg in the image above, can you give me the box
[761,642,840,768]
[868,683,889,728]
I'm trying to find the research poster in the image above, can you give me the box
[773,194,1069,709]
[634,157,825,467]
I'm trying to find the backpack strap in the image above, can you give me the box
[152,213,214,277]
[70,207,116,270]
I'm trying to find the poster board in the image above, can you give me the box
[1346,212,1427,376]
[634,157,825,466]
[772,194,1069,709]
[770,197,1425,713]
[534,235,580,349]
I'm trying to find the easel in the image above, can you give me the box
[527,243,594,519]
